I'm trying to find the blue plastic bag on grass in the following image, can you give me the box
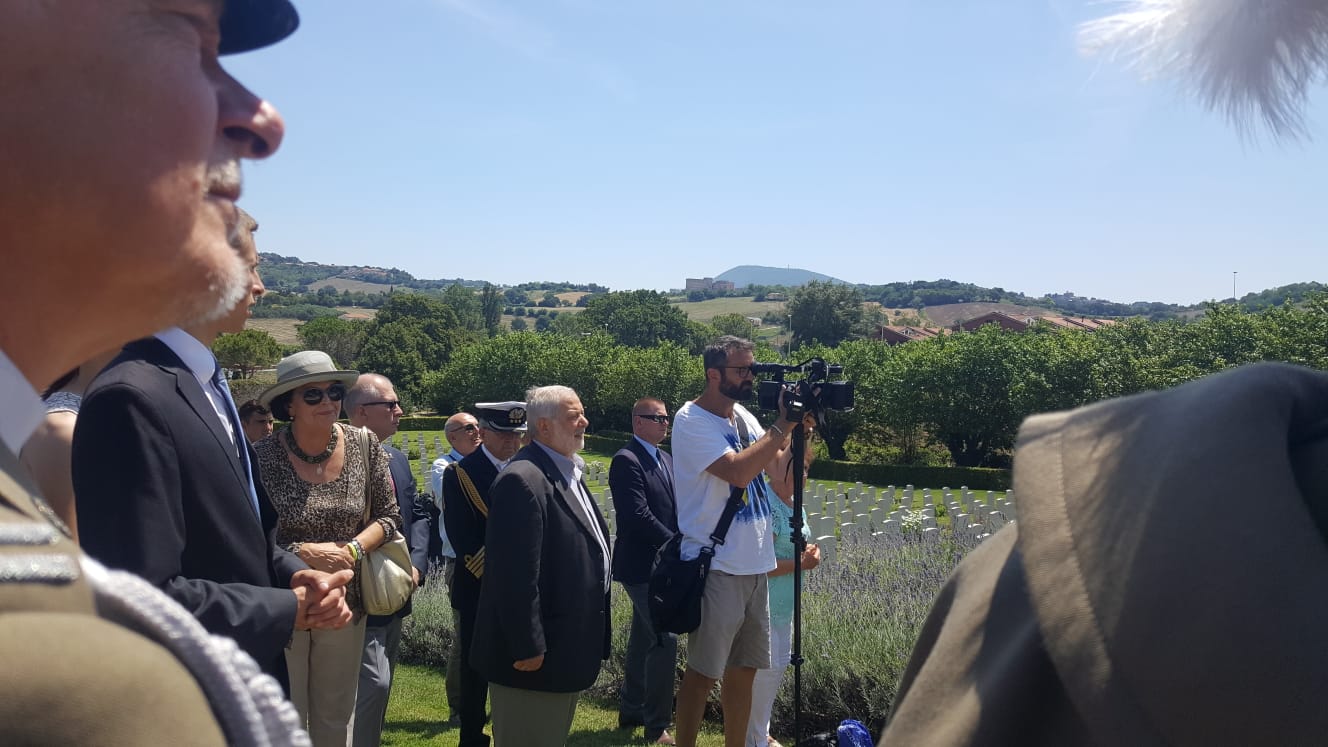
[836,719,873,747]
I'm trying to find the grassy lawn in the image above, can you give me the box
[669,296,788,323]
[384,664,728,746]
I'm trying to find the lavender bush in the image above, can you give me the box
[775,531,980,737]
[400,532,981,738]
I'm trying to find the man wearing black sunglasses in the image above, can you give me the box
[74,211,354,692]
[346,373,432,747]
[610,398,679,745]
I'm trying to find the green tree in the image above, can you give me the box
[213,329,282,378]
[296,315,368,368]
[710,313,757,340]
[509,316,528,332]
[479,283,502,337]
[788,281,864,348]
[440,284,483,331]
[580,290,696,349]
[357,294,476,401]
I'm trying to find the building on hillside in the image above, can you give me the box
[685,277,735,292]
[952,311,1116,333]
[873,325,947,345]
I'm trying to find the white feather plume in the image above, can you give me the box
[1080,0,1328,138]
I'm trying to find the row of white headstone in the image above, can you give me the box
[577,460,1015,566]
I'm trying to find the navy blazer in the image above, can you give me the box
[73,338,306,684]
[609,437,677,585]
[366,444,432,626]
[470,443,612,693]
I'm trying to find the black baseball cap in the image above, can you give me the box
[220,0,300,55]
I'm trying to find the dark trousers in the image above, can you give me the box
[620,581,678,739]
[456,602,490,747]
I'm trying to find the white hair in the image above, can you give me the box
[1080,0,1328,139]
[525,385,578,427]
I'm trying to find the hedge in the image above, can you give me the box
[397,416,449,431]
[808,459,1011,491]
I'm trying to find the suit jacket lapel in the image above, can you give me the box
[136,339,251,496]
[630,438,673,497]
[527,444,608,545]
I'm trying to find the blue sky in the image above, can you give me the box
[226,0,1327,305]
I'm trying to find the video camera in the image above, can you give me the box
[753,357,854,420]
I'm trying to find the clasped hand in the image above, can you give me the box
[291,568,354,630]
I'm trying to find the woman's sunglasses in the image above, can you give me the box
[300,383,346,405]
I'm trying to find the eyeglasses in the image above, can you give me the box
[634,413,669,424]
[300,383,346,405]
[362,400,401,410]
[446,423,479,435]
[723,366,755,378]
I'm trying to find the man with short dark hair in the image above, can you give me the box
[671,336,800,747]
[346,374,432,747]
[240,399,275,444]
[442,402,528,747]
[0,3,311,741]
[611,397,679,745]
[471,386,611,747]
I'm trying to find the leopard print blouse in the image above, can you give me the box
[254,422,401,613]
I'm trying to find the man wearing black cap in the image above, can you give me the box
[0,1,314,744]
[441,401,528,747]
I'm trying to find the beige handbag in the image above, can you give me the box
[353,426,415,616]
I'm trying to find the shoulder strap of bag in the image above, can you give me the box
[453,465,489,518]
[355,425,374,529]
[703,412,755,553]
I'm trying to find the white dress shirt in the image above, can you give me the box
[155,328,236,446]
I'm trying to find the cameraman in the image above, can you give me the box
[672,336,801,747]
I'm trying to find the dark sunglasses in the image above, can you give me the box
[723,366,756,377]
[300,383,346,405]
[635,413,670,424]
[362,400,401,410]
[447,423,479,435]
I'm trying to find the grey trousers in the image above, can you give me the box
[352,617,403,747]
[488,682,579,747]
[288,616,367,747]
[619,581,678,738]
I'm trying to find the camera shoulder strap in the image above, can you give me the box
[705,411,754,551]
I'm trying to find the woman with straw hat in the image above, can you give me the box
[255,350,402,746]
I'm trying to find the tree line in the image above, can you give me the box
[217,284,1328,470]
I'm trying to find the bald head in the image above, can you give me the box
[444,412,482,457]
[346,373,402,441]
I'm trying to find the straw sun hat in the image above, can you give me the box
[258,351,359,408]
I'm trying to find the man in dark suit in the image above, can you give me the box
[73,212,353,687]
[346,373,433,747]
[471,385,612,747]
[442,401,527,747]
[610,397,679,745]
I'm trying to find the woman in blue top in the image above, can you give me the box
[748,433,821,747]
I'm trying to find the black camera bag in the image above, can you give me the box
[648,414,753,635]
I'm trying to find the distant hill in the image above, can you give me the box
[715,265,847,288]
[257,253,482,293]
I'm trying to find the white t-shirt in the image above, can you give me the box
[672,401,777,575]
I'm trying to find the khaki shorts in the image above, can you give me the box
[686,570,771,679]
